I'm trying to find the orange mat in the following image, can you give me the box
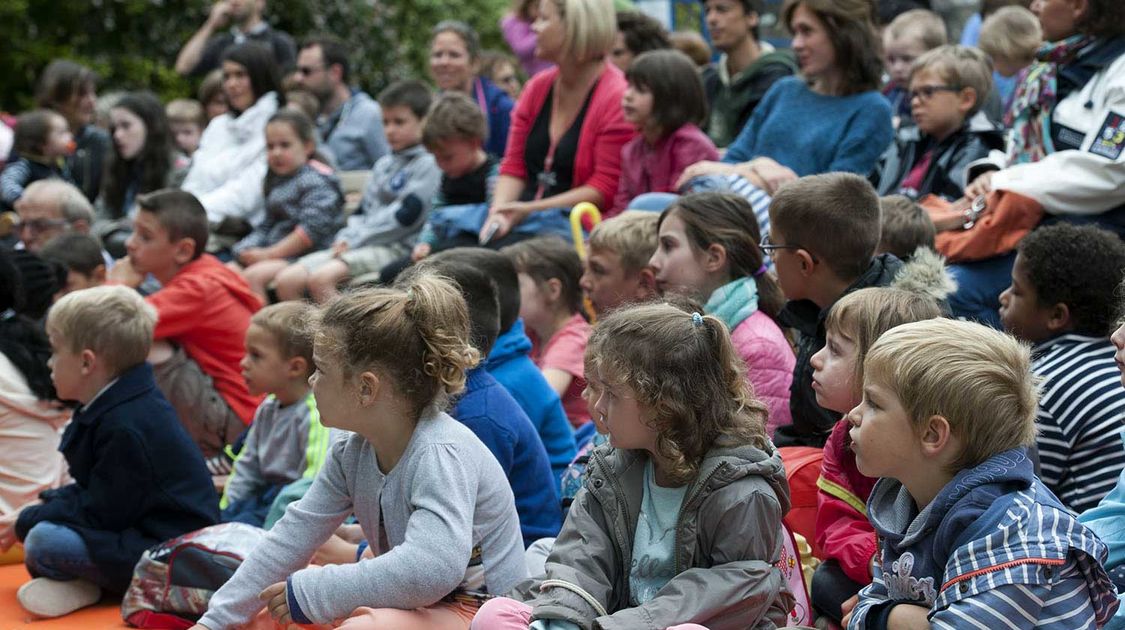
[0,564,128,629]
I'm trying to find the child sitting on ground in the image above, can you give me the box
[13,286,218,618]
[0,110,74,209]
[232,110,344,300]
[808,288,944,625]
[166,98,206,158]
[504,236,591,428]
[108,189,262,458]
[871,45,1004,200]
[381,93,499,283]
[875,195,936,261]
[220,301,335,527]
[191,273,526,630]
[579,210,659,315]
[998,224,1125,512]
[40,232,107,300]
[845,318,1119,628]
[613,49,718,215]
[766,173,904,448]
[881,9,948,125]
[650,192,794,438]
[473,304,794,628]
[273,80,440,302]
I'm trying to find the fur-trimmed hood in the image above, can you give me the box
[891,246,957,306]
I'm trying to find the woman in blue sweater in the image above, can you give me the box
[678,0,893,195]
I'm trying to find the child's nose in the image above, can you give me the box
[847,405,862,427]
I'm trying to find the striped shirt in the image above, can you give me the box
[1033,334,1125,513]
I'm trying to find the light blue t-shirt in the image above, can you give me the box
[630,460,689,605]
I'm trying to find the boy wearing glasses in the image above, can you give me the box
[871,45,1003,201]
[763,172,903,448]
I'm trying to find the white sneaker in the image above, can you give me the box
[16,577,101,617]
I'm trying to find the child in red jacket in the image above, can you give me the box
[809,287,942,625]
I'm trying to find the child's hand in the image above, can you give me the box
[887,603,931,630]
[107,256,145,288]
[312,533,360,565]
[331,241,349,258]
[260,581,292,625]
[411,243,432,262]
[238,248,270,266]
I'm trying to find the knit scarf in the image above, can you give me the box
[1004,35,1097,165]
[704,277,759,331]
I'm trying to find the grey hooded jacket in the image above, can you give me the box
[514,441,794,630]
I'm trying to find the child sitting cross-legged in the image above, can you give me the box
[190,273,526,630]
[844,318,1120,628]
[473,303,795,629]
[13,286,218,618]
[807,287,944,625]
[220,301,337,527]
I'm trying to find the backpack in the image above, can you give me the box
[121,522,266,628]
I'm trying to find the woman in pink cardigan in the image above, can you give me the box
[480,0,636,244]
[648,192,795,436]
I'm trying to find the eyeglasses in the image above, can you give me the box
[296,65,327,77]
[18,218,69,234]
[908,85,961,102]
[760,233,818,262]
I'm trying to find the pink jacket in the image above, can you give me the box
[612,123,718,215]
[731,310,794,438]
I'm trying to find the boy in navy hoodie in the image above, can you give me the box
[410,258,562,547]
[432,247,577,480]
[845,318,1118,629]
[12,286,218,618]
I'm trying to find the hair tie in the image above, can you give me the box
[753,264,768,278]
[691,312,704,327]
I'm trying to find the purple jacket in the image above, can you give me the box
[500,14,553,77]
[731,310,794,440]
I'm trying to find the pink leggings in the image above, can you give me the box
[246,599,480,629]
[470,597,709,629]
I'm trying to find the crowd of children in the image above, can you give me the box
[3,0,1125,627]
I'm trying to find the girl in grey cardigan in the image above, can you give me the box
[192,274,526,630]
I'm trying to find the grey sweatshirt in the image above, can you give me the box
[199,409,527,628]
[333,144,441,249]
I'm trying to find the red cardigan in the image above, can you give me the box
[500,63,636,209]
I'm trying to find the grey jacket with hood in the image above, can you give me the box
[513,441,794,630]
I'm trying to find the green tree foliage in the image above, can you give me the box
[1,0,510,113]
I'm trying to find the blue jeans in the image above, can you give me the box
[625,192,679,213]
[24,521,108,589]
[947,252,1016,329]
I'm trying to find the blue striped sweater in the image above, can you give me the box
[850,449,1118,629]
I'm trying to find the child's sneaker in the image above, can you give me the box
[17,577,101,617]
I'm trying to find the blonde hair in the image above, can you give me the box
[978,6,1042,64]
[587,210,659,273]
[910,45,993,116]
[47,285,157,374]
[549,0,616,63]
[165,98,205,127]
[864,318,1038,472]
[587,303,770,485]
[885,8,948,50]
[317,273,479,416]
[251,302,316,371]
[825,287,943,398]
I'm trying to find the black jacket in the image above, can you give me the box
[773,254,904,448]
[16,362,218,592]
[870,111,1004,201]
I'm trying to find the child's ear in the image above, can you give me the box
[957,87,978,116]
[173,237,197,265]
[91,264,107,284]
[288,356,309,380]
[919,414,954,459]
[1045,302,1072,334]
[545,277,563,303]
[635,267,658,299]
[703,243,728,275]
[796,249,817,277]
[80,348,98,375]
[357,370,381,407]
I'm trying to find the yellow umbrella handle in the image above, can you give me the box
[569,202,602,260]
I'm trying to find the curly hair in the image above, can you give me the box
[586,303,770,485]
[1018,224,1125,337]
[318,273,480,417]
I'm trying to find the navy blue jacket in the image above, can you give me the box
[16,362,219,593]
[478,77,514,159]
[454,367,561,547]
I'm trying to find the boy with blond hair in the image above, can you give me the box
[166,98,206,157]
[845,318,1119,627]
[221,302,335,527]
[882,9,948,123]
[13,286,217,618]
[579,210,659,315]
[978,6,1042,80]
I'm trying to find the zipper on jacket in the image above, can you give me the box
[939,557,1065,593]
[592,449,637,600]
